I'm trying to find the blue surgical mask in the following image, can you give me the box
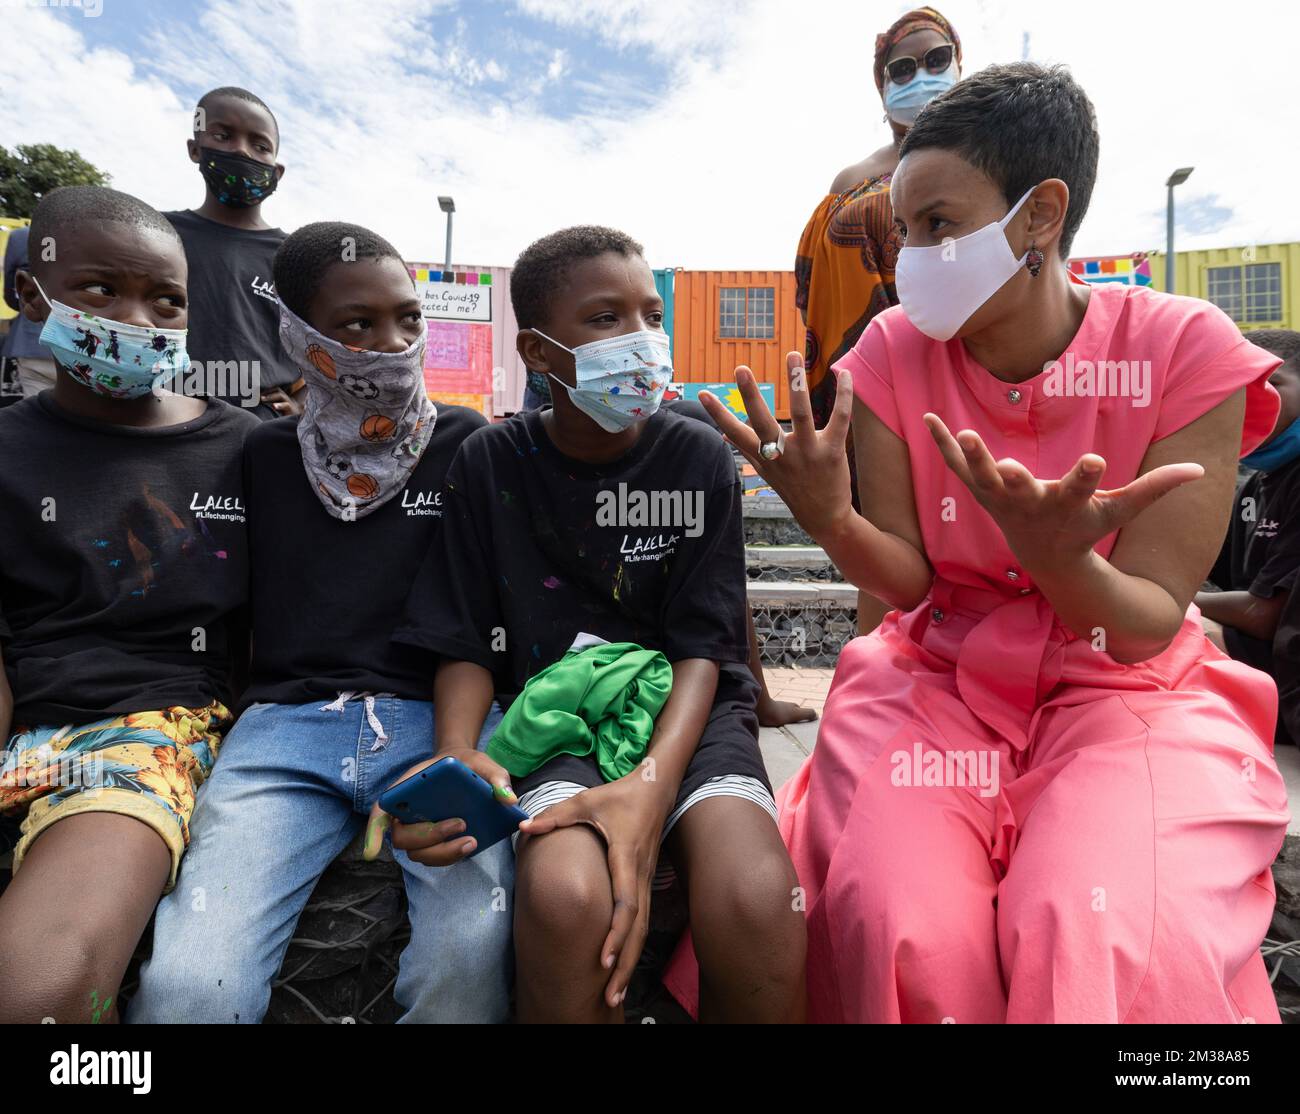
[883,66,956,125]
[33,277,189,400]
[1242,415,1300,472]
[531,328,672,432]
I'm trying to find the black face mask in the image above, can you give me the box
[197,146,278,208]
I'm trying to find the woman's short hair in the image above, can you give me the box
[900,61,1100,258]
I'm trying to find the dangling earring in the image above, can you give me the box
[1026,245,1045,278]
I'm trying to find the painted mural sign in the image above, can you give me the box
[667,381,777,423]
[1068,253,1153,286]
[412,268,493,322]
[410,266,495,415]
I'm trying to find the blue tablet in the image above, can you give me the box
[377,756,528,857]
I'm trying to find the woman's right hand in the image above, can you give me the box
[699,354,856,543]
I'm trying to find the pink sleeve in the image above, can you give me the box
[832,320,904,438]
[1152,302,1281,455]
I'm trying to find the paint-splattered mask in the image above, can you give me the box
[33,277,190,400]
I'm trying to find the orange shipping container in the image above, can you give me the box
[671,270,803,420]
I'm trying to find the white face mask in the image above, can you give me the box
[894,186,1037,342]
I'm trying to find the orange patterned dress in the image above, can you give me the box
[795,172,902,431]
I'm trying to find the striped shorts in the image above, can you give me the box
[511,663,775,889]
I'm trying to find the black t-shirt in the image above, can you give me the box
[395,406,749,698]
[241,406,488,709]
[1210,459,1300,671]
[165,210,298,401]
[0,394,258,726]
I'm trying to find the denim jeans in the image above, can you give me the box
[127,697,512,1024]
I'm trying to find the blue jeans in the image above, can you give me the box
[127,697,512,1024]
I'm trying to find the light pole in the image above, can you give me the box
[438,195,455,273]
[1165,168,1193,294]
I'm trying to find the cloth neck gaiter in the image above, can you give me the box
[278,302,437,521]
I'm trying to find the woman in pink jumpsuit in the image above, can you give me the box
[676,62,1291,1022]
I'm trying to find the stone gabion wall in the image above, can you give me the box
[753,603,857,668]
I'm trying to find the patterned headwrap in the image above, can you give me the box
[874,6,962,95]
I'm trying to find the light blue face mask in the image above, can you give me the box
[33,276,189,400]
[531,328,672,433]
[1242,414,1300,472]
[883,66,957,125]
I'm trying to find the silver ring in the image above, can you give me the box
[759,431,784,461]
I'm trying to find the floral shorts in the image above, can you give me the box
[0,702,230,889]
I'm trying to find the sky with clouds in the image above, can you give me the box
[1,0,1294,270]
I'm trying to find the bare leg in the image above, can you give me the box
[514,825,622,1024]
[0,812,170,1023]
[668,797,806,1022]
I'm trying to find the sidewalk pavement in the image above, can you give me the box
[757,667,832,790]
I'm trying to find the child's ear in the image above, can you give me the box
[14,271,49,326]
[516,329,547,372]
[187,137,200,163]
[273,163,286,183]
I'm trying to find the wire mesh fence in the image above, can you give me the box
[746,564,844,583]
[753,602,858,668]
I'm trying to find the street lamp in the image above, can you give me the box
[438,195,455,273]
[1165,167,1193,294]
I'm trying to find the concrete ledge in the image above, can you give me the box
[748,581,859,605]
[746,545,829,568]
[741,498,794,519]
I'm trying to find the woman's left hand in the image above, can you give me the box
[923,413,1206,570]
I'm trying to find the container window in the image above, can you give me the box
[720,288,748,337]
[1244,262,1282,323]
[747,287,775,338]
[1206,265,1243,321]
[719,286,776,339]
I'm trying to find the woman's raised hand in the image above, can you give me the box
[699,353,856,542]
[922,412,1205,568]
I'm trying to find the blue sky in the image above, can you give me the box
[4,0,1298,268]
[63,0,681,120]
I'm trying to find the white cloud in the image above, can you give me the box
[514,0,746,57]
[1,0,1296,272]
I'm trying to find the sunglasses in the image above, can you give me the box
[884,43,956,85]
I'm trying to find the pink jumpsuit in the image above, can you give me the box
[668,281,1292,1022]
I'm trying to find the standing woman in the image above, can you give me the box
[795,7,962,435]
[697,62,1290,1023]
[797,7,961,631]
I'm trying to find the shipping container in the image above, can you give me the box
[1146,242,1300,332]
[670,270,803,419]
[405,261,525,416]
[653,267,675,344]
